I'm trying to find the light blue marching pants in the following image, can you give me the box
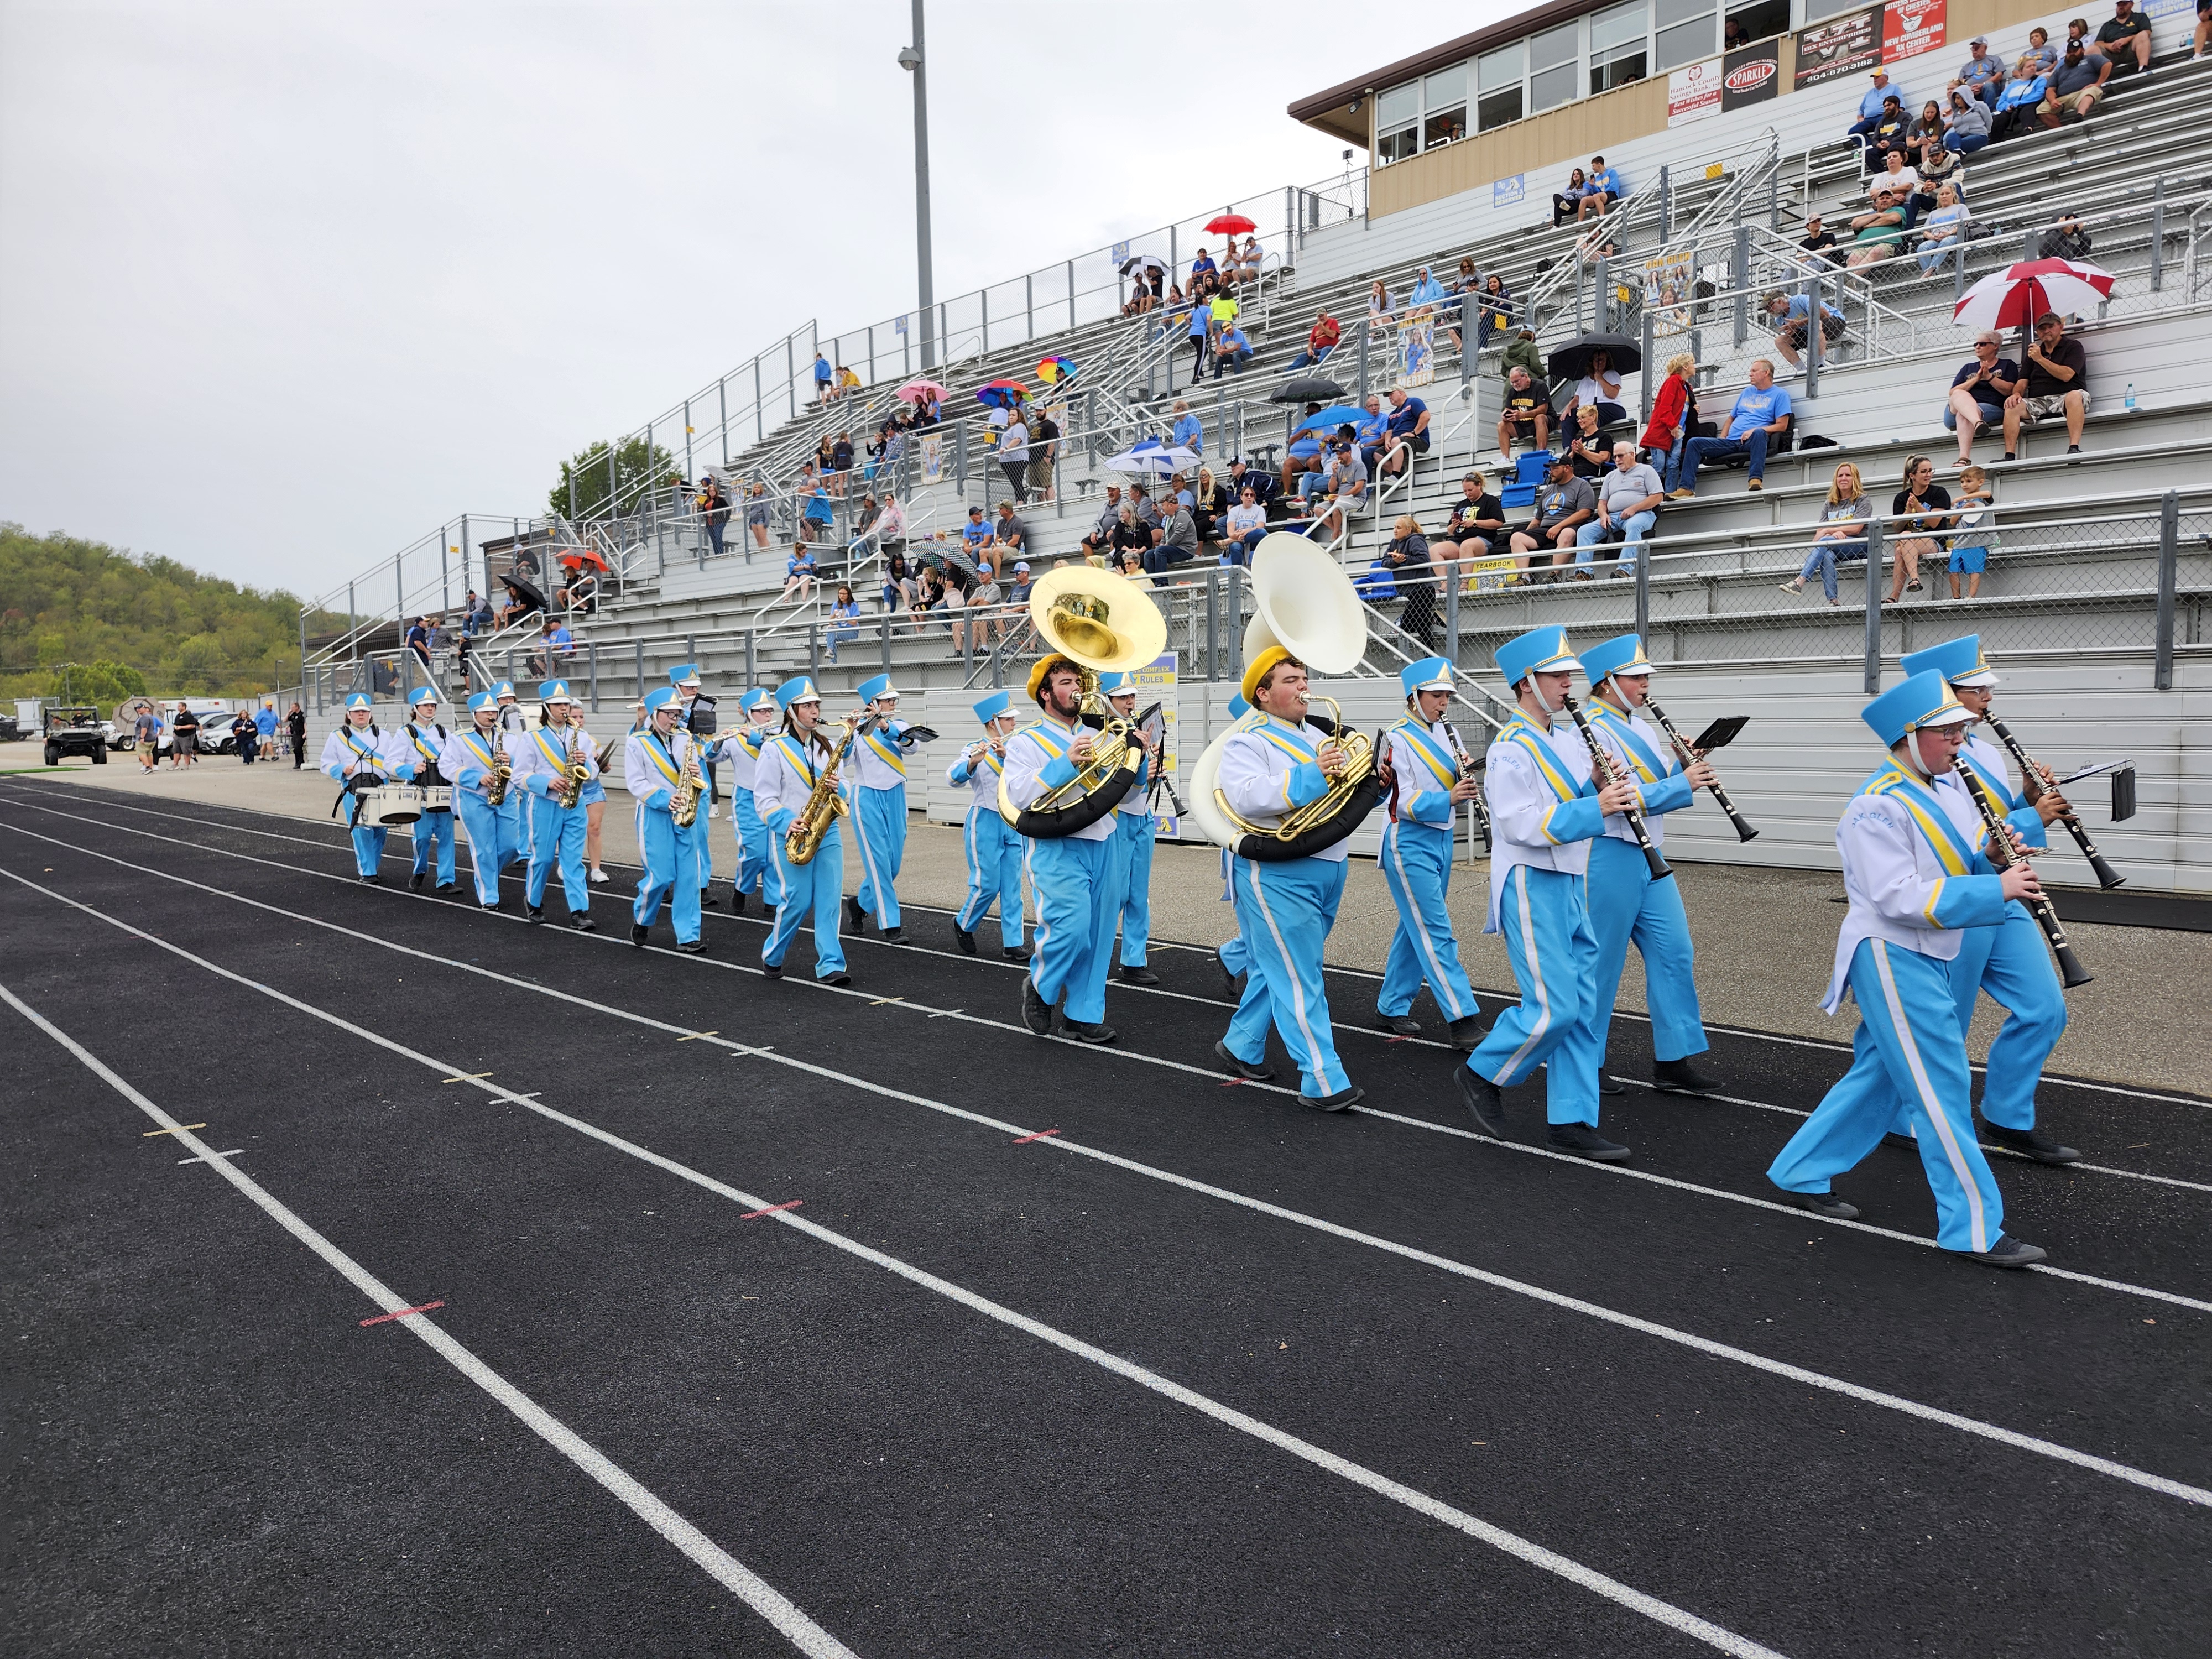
[1220,933,1250,977]
[690,798,714,898]
[1773,938,2006,1254]
[1466,864,1604,1126]
[526,797,589,915]
[732,793,774,902]
[1025,833,1127,1026]
[506,794,533,868]
[345,807,388,879]
[1378,820,1479,1023]
[958,806,1025,949]
[1224,855,1351,1100]
[1588,834,1709,1065]
[409,807,456,888]
[456,794,507,906]
[1218,848,1250,979]
[1886,905,2066,1135]
[852,782,906,931]
[633,805,703,944]
[764,822,847,977]
[1115,810,1155,966]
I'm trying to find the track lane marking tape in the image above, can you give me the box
[360,1301,445,1327]
[1012,1129,1061,1145]
[742,1201,804,1219]
[0,978,857,1659]
[6,855,2208,1519]
[143,1122,207,1136]
[442,1071,494,1083]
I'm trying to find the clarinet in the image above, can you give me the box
[1560,693,1671,880]
[1439,721,1493,853]
[1642,694,1759,842]
[1952,758,2091,988]
[1980,713,2124,890]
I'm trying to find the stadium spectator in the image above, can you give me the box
[1511,456,1597,581]
[133,703,161,772]
[1562,349,1626,427]
[961,504,994,558]
[1778,462,1875,605]
[745,482,772,551]
[1552,166,1591,227]
[1145,498,1198,576]
[1230,236,1262,286]
[2002,311,2091,457]
[497,575,541,629]
[528,614,573,678]
[993,500,1029,554]
[1212,322,1253,378]
[2042,212,2095,262]
[1345,394,1385,475]
[1577,443,1665,575]
[802,481,833,542]
[1381,387,1430,478]
[2197,3,2210,60]
[1847,68,1899,139]
[169,702,198,767]
[1945,331,2022,465]
[1376,517,1441,642]
[1130,482,1161,531]
[2040,38,2111,125]
[1474,274,1514,347]
[1190,466,1227,543]
[1940,91,1993,160]
[1162,471,1196,512]
[1872,151,1935,227]
[1887,455,1954,602]
[1846,190,1908,268]
[811,351,832,402]
[872,492,907,556]
[1432,472,1507,580]
[405,615,432,671]
[255,699,278,759]
[1287,310,1340,370]
[998,409,1030,504]
[834,365,862,400]
[1123,276,1154,317]
[1580,156,1625,221]
[1914,184,1970,275]
[1281,403,1325,494]
[1794,216,1840,265]
[1168,399,1203,458]
[1906,100,1948,169]
[829,434,855,495]
[2021,25,2058,76]
[230,709,257,764]
[2096,0,2152,76]
[1225,458,1277,512]
[1030,408,1058,503]
[967,547,1006,653]
[1190,245,1217,285]
[1079,484,1125,557]
[1865,95,1913,172]
[1947,466,1996,599]
[1639,352,1698,490]
[1767,291,1845,371]
[779,542,819,607]
[286,703,306,768]
[1109,505,1152,572]
[824,585,860,664]
[1208,289,1240,333]
[881,550,920,615]
[1441,255,1477,352]
[1308,440,1368,541]
[697,473,729,557]
[1672,359,1791,498]
[1949,35,2006,105]
[1006,560,1034,612]
[1501,325,1543,383]
[1183,293,1212,383]
[1562,404,1613,480]
[1496,366,1551,461]
[1224,486,1268,565]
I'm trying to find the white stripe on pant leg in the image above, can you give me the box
[1245,863,1329,1095]
[851,796,886,921]
[0,980,857,1659]
[1871,941,1989,1254]
[960,808,985,928]
[1388,825,1467,1021]
[1500,867,1556,1084]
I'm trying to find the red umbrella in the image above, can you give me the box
[1952,258,2115,331]
[559,549,609,573]
[1205,213,1256,237]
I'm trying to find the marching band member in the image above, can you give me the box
[948,690,1030,960]
[1767,671,2048,1266]
[441,691,511,910]
[623,686,707,954]
[1005,653,1127,1043]
[1213,646,1362,1109]
[1099,670,1161,985]
[1577,634,1721,1096]
[714,688,781,916]
[510,679,596,930]
[671,664,721,905]
[1375,657,1485,1050]
[1212,694,1254,997]
[320,691,409,882]
[491,680,531,871]
[1882,637,2076,1162]
[564,701,610,884]
[843,673,924,945]
[753,676,851,984]
[399,685,457,895]
[1457,627,1639,1160]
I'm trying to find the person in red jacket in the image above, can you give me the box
[1640,352,1699,493]
[1287,311,1340,372]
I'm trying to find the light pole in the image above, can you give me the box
[898,2,935,371]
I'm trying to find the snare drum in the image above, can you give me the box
[362,784,425,826]
[418,785,454,814]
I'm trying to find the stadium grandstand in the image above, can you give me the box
[291,0,2212,892]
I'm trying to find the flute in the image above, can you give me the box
[1642,694,1758,842]
[1953,758,2091,988]
[1561,692,1671,880]
[1980,713,2124,890]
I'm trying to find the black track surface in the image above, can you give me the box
[4,781,2208,1658]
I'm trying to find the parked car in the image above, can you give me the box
[41,706,108,766]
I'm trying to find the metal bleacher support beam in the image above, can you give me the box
[2155,489,2180,691]
[1861,517,1886,696]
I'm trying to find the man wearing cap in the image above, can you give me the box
[442,691,512,910]
[1949,35,2004,106]
[1375,658,1485,1049]
[753,676,851,983]
[1004,653,1128,1042]
[398,685,458,895]
[1457,627,1640,1159]
[624,687,707,953]
[1766,672,2050,1267]
[510,679,597,930]
[1878,639,2078,1164]
[1847,69,1897,143]
[670,665,722,912]
[1577,635,1722,1098]
[1211,645,1369,1108]
[320,692,412,883]
[1099,670,1163,985]
[713,688,781,917]
[842,673,926,945]
[948,690,1030,960]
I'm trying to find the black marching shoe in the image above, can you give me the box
[1303,1085,1363,1113]
[1545,1121,1631,1162]
[409,871,427,892]
[568,913,597,932]
[1979,1119,2081,1165]
[362,873,383,886]
[953,922,978,956]
[1447,1014,1485,1052]
[628,922,650,948]
[1212,1040,1275,1082]
[481,902,502,915]
[1021,979,1055,1036]
[1598,1072,1625,1097]
[1062,1020,1118,1045]
[1001,943,1032,962]
[761,961,783,979]
[1212,946,1243,997]
[843,895,867,933]
[1376,1010,1421,1036]
[1968,1233,2048,1269]
[676,938,706,954]
[731,890,748,916]
[1457,1066,1507,1139]
[1118,964,1160,985]
[701,892,719,910]
[527,905,545,925]
[436,884,458,897]
[1652,1056,1721,1095]
[880,927,904,945]
[823,971,852,987]
[1773,1184,1860,1220]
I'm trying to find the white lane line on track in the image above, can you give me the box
[8,861,2210,1519]
[25,785,2206,1112]
[0,913,1796,1658]
[8,797,2207,1270]
[0,979,857,1659]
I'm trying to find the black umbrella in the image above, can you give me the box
[502,573,546,611]
[1546,331,1642,384]
[1271,377,1345,403]
[1118,253,1166,276]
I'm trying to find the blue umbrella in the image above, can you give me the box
[1293,403,1368,436]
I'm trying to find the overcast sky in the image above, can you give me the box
[0,1,1515,601]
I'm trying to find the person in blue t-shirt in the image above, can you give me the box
[1168,401,1203,456]
[1672,361,1792,497]
[1380,388,1430,478]
[1212,324,1253,378]
[1189,247,1217,283]
[1353,395,1390,475]
[1579,156,1626,221]
[811,352,832,397]
[961,505,994,551]
[1848,69,1900,137]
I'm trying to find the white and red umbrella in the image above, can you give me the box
[1952,258,2115,331]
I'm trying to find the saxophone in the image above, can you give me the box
[554,727,590,810]
[486,725,513,806]
[785,717,857,865]
[671,734,706,828]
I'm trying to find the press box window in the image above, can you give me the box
[1375,81,1420,165]
[1476,41,1524,131]
[1529,23,1580,115]
[1590,0,1649,94]
[1421,65,1467,148]
[1654,0,1714,71]
[1723,0,1790,45]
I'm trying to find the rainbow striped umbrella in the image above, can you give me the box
[1036,356,1078,385]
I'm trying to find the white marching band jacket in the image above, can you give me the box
[1004,712,1118,843]
[1382,717,1462,832]
[1217,714,1350,864]
[624,725,700,817]
[847,717,921,793]
[510,720,601,800]
[752,728,830,836]
[1586,703,1694,849]
[1480,715,1599,930]
[947,734,1007,812]
[439,724,507,804]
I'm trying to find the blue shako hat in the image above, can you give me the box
[1399,655,1453,697]
[1863,671,1971,747]
[1577,633,1653,687]
[972,690,1011,724]
[1899,635,1998,689]
[1494,625,1580,690]
[857,673,898,704]
[774,676,821,711]
[343,692,373,712]
[643,686,679,714]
